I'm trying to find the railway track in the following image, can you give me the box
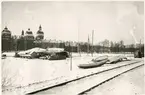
[78,63,143,95]
[27,60,144,95]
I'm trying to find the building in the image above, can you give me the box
[25,28,34,40]
[2,27,11,40]
[36,25,44,40]
[24,28,34,49]
[17,30,25,50]
[2,27,12,51]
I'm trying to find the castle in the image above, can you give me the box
[2,25,44,51]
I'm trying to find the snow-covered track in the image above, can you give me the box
[26,60,143,95]
[78,63,143,95]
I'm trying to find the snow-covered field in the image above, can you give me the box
[1,52,135,91]
[2,52,134,58]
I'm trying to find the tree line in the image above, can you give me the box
[2,36,144,53]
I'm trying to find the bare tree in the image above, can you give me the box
[1,59,22,90]
[119,40,124,52]
[100,39,110,52]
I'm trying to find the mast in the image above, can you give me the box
[69,42,72,71]
[87,34,90,55]
[92,30,94,57]
[77,17,81,56]
[140,39,141,51]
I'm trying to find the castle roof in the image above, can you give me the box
[2,27,11,34]
[37,25,44,34]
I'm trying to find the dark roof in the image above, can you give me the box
[37,25,44,34]
[26,31,33,34]
[26,29,33,34]
[2,27,11,33]
[37,30,44,34]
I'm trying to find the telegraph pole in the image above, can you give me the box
[140,39,141,51]
[92,30,94,57]
[87,34,90,55]
[69,42,72,71]
[77,17,81,57]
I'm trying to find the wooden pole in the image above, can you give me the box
[87,34,90,55]
[92,30,94,57]
[78,18,81,57]
[140,39,141,51]
[69,42,72,71]
[70,51,72,71]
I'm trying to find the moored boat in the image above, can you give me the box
[78,59,108,69]
[2,54,6,59]
[107,55,128,64]
[48,51,69,60]
[15,47,49,58]
[15,47,69,60]
[92,55,108,62]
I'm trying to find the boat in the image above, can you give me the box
[134,50,143,58]
[91,55,108,62]
[2,54,6,59]
[46,48,69,60]
[48,51,69,60]
[107,55,128,64]
[78,59,108,69]
[15,47,69,60]
[15,47,49,58]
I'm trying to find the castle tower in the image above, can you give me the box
[36,25,44,40]
[2,26,11,40]
[24,28,34,50]
[2,26,12,51]
[25,28,34,40]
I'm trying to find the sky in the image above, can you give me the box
[1,1,144,45]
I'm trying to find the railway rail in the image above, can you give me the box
[26,60,143,95]
[78,63,143,95]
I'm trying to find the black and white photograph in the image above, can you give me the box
[1,1,144,95]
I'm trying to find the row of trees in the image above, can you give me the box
[2,36,144,53]
[98,39,144,53]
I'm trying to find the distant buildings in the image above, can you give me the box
[1,26,143,53]
[1,25,44,51]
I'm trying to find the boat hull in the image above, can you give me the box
[78,59,108,69]
[92,55,108,62]
[108,56,127,64]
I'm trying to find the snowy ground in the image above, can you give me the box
[31,61,143,95]
[2,52,134,58]
[85,66,144,95]
[1,52,136,93]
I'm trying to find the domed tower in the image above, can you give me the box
[2,26,11,40]
[25,28,34,40]
[2,26,11,51]
[24,28,34,50]
[36,25,44,40]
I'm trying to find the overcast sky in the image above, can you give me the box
[2,1,144,44]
